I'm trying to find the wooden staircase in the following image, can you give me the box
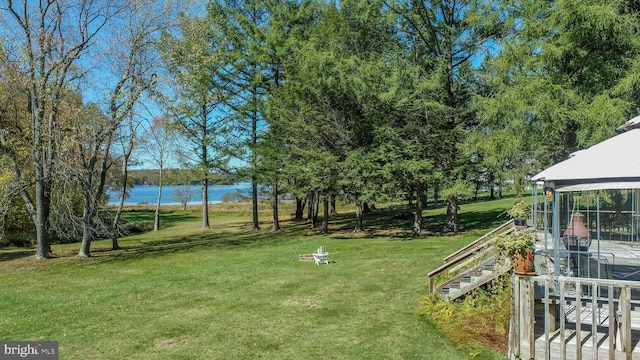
[429,220,516,301]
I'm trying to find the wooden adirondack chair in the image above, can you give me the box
[313,246,329,265]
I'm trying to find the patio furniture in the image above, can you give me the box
[313,246,328,265]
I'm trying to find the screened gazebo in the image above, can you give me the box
[531,118,640,279]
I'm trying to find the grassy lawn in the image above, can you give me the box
[0,198,512,359]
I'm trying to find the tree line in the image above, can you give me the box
[0,0,639,258]
[126,169,232,187]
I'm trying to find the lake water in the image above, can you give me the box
[108,183,253,205]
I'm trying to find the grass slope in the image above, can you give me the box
[0,198,513,359]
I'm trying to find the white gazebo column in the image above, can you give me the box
[635,189,640,242]
[543,186,550,251]
[552,184,560,276]
[597,192,601,279]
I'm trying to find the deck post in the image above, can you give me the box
[576,280,582,360]
[528,278,535,359]
[544,279,551,360]
[609,284,615,359]
[559,279,566,360]
[619,285,632,359]
[509,273,520,359]
[591,282,597,360]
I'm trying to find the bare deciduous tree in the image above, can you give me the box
[139,116,176,231]
[101,0,179,252]
[172,184,194,211]
[73,0,177,257]
[0,0,124,259]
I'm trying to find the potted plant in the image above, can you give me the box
[505,199,529,227]
[494,229,536,275]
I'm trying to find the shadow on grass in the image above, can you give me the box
[281,205,508,241]
[86,229,302,263]
[117,211,200,230]
[459,209,508,233]
[0,250,34,262]
[1,200,512,264]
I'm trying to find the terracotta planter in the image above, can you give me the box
[512,252,536,275]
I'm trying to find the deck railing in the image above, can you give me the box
[428,220,514,294]
[511,274,640,360]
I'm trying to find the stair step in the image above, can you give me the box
[430,221,517,301]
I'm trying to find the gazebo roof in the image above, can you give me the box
[532,128,640,192]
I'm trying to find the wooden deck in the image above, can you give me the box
[512,239,640,359]
[523,302,640,359]
[510,275,640,359]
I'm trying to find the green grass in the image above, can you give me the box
[0,198,510,359]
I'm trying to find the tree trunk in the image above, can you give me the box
[111,158,128,250]
[313,194,320,222]
[295,196,305,219]
[78,127,115,257]
[434,187,440,208]
[443,195,459,233]
[307,192,314,220]
[78,227,92,258]
[309,192,316,229]
[414,184,424,234]
[354,200,364,232]
[421,189,427,209]
[271,181,280,232]
[330,194,337,215]
[251,106,260,232]
[321,196,329,234]
[34,88,50,259]
[154,169,162,231]
[34,177,50,259]
[78,195,93,258]
[201,178,210,229]
[251,176,260,231]
[490,179,495,199]
[112,113,136,250]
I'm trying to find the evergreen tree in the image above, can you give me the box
[158,13,234,230]
[475,0,640,197]
[386,0,507,233]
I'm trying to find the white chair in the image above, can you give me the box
[313,246,329,265]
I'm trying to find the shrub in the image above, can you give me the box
[124,221,153,233]
[419,276,510,356]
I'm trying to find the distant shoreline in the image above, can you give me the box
[108,183,252,206]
